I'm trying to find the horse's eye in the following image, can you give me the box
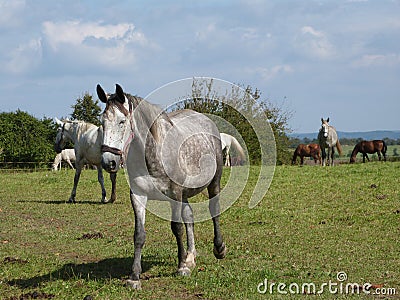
[119,120,126,126]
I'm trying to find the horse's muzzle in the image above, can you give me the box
[101,145,122,173]
[101,153,120,173]
[54,144,62,154]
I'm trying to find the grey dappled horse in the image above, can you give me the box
[54,118,117,203]
[97,84,227,289]
[318,118,343,166]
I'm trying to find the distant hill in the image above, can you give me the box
[289,130,400,141]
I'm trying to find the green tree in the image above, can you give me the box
[71,93,102,125]
[0,110,56,167]
[170,79,292,165]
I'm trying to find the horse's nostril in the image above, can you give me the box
[110,160,116,170]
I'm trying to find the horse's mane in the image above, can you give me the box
[61,119,98,132]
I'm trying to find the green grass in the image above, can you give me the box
[1,163,399,299]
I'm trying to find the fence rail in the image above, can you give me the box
[0,161,55,172]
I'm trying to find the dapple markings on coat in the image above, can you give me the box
[97,83,226,289]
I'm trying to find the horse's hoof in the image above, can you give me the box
[67,198,76,203]
[177,266,191,277]
[125,279,141,289]
[101,198,109,204]
[213,243,227,259]
[185,252,196,268]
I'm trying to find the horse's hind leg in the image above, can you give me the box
[66,159,74,169]
[170,199,190,276]
[69,161,84,203]
[377,151,382,161]
[182,200,196,268]
[207,180,227,260]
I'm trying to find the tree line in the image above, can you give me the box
[0,83,293,168]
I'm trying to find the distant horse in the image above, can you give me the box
[53,149,76,170]
[54,118,117,203]
[350,140,387,163]
[292,143,321,165]
[318,118,343,166]
[220,133,245,166]
[97,84,226,289]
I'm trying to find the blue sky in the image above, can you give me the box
[0,0,399,133]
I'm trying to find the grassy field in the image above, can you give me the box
[1,162,399,299]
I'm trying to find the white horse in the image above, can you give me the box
[318,118,343,166]
[52,149,76,170]
[220,133,245,166]
[54,118,117,203]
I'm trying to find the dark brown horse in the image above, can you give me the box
[350,140,387,163]
[292,143,321,165]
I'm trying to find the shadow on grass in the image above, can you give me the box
[7,256,161,288]
[16,199,122,205]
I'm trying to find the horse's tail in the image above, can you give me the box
[336,139,343,156]
[231,136,246,162]
[382,140,387,154]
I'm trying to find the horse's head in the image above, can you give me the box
[320,117,330,138]
[97,84,133,173]
[54,118,68,154]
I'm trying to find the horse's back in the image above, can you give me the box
[165,109,222,189]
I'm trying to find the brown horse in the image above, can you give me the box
[292,143,321,165]
[350,140,387,163]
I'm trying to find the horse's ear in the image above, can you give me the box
[321,118,323,123]
[327,117,329,122]
[55,117,63,126]
[115,84,125,103]
[97,84,108,103]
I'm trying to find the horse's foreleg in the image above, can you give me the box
[377,151,382,161]
[125,191,147,289]
[97,167,107,203]
[292,153,297,165]
[207,183,226,260]
[330,147,335,166]
[300,155,304,166]
[109,173,117,203]
[321,148,326,166]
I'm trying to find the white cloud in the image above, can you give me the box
[6,38,42,74]
[297,25,335,59]
[42,20,146,50]
[352,53,400,67]
[41,20,151,68]
[249,65,294,81]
